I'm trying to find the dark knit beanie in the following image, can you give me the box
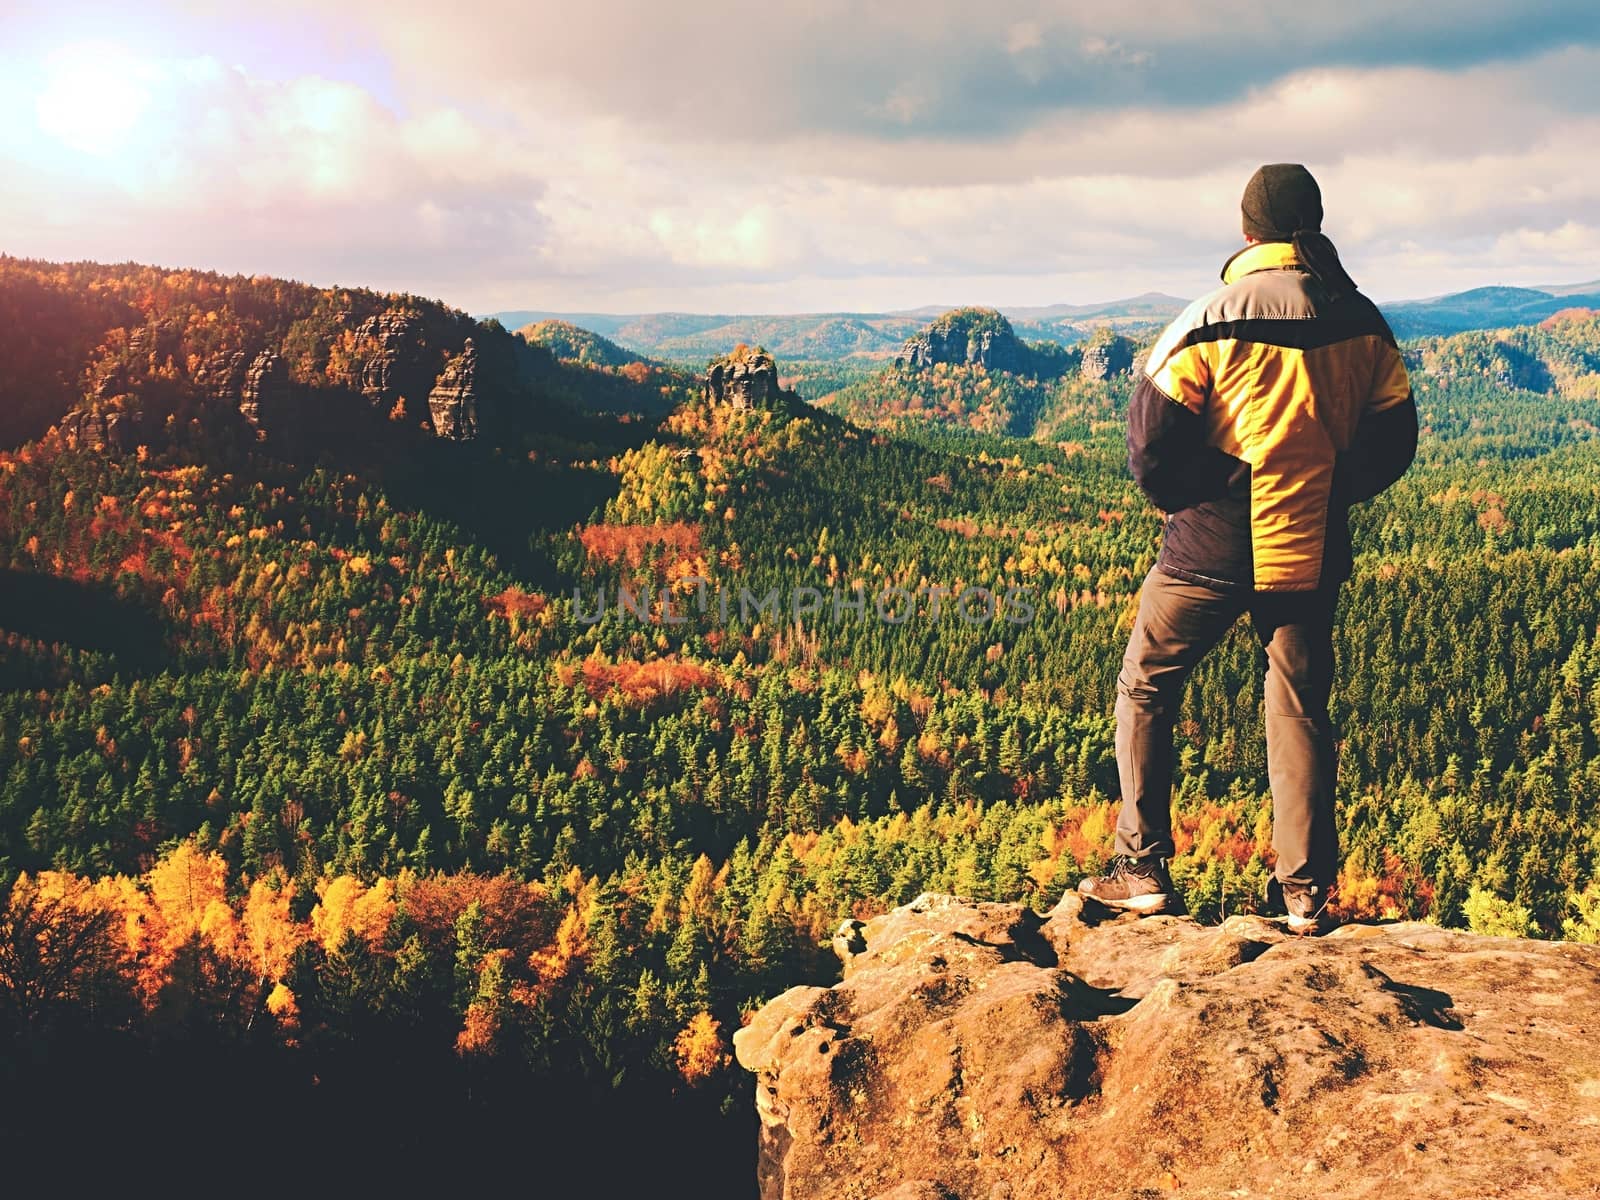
[1241,163,1323,240]
[1238,162,1356,301]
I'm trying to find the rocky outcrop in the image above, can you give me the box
[705,345,794,411]
[895,309,1033,374]
[427,338,480,440]
[735,892,1600,1200]
[351,310,431,409]
[1079,334,1136,381]
[58,408,135,451]
[194,350,249,404]
[240,351,290,428]
[193,349,292,428]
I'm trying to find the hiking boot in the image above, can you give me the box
[1077,854,1175,914]
[1280,881,1338,935]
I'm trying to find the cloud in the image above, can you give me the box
[238,0,1600,142]
[2,1,1598,312]
[510,48,1600,290]
[0,44,553,299]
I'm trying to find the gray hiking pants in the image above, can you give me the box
[1113,567,1339,889]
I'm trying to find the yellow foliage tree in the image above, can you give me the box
[0,871,118,1023]
[240,877,307,981]
[682,854,719,924]
[139,840,237,1005]
[311,876,396,952]
[144,841,226,940]
[265,981,299,1027]
[674,1011,729,1084]
[528,873,595,991]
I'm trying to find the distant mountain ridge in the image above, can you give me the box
[492,310,929,363]
[1523,278,1599,298]
[485,299,1179,364]
[1381,284,1600,338]
[488,280,1600,362]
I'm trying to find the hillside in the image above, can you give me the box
[823,311,1134,436]
[518,318,651,368]
[484,304,1165,365]
[661,315,934,362]
[1385,284,1600,339]
[1535,278,1600,297]
[6,259,1600,1188]
[1406,307,1600,398]
[0,256,687,456]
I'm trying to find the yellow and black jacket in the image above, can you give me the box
[1130,240,1417,592]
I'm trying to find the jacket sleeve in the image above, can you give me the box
[1339,324,1418,504]
[1128,377,1235,513]
[1129,329,1233,513]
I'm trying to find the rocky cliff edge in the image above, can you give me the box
[734,892,1600,1200]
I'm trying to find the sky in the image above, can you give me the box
[3,1,1600,315]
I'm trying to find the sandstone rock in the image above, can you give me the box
[59,408,134,452]
[193,349,292,428]
[833,919,868,964]
[870,1183,956,1200]
[1078,334,1136,381]
[58,410,103,449]
[352,310,430,409]
[195,350,250,404]
[704,345,793,411]
[735,892,1600,1200]
[238,351,290,428]
[241,351,290,428]
[895,309,1032,374]
[428,338,480,440]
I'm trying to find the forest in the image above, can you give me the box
[2,260,1600,1189]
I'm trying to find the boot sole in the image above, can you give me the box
[1081,891,1171,914]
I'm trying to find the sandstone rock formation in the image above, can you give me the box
[1079,334,1137,381]
[351,310,430,409]
[240,351,290,428]
[735,892,1600,1200]
[705,345,793,411]
[427,338,480,440]
[193,349,292,428]
[194,350,249,404]
[896,309,1033,374]
[58,408,134,452]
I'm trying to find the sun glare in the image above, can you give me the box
[35,43,155,156]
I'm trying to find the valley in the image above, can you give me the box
[3,257,1600,1186]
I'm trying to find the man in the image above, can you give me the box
[1076,163,1418,934]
